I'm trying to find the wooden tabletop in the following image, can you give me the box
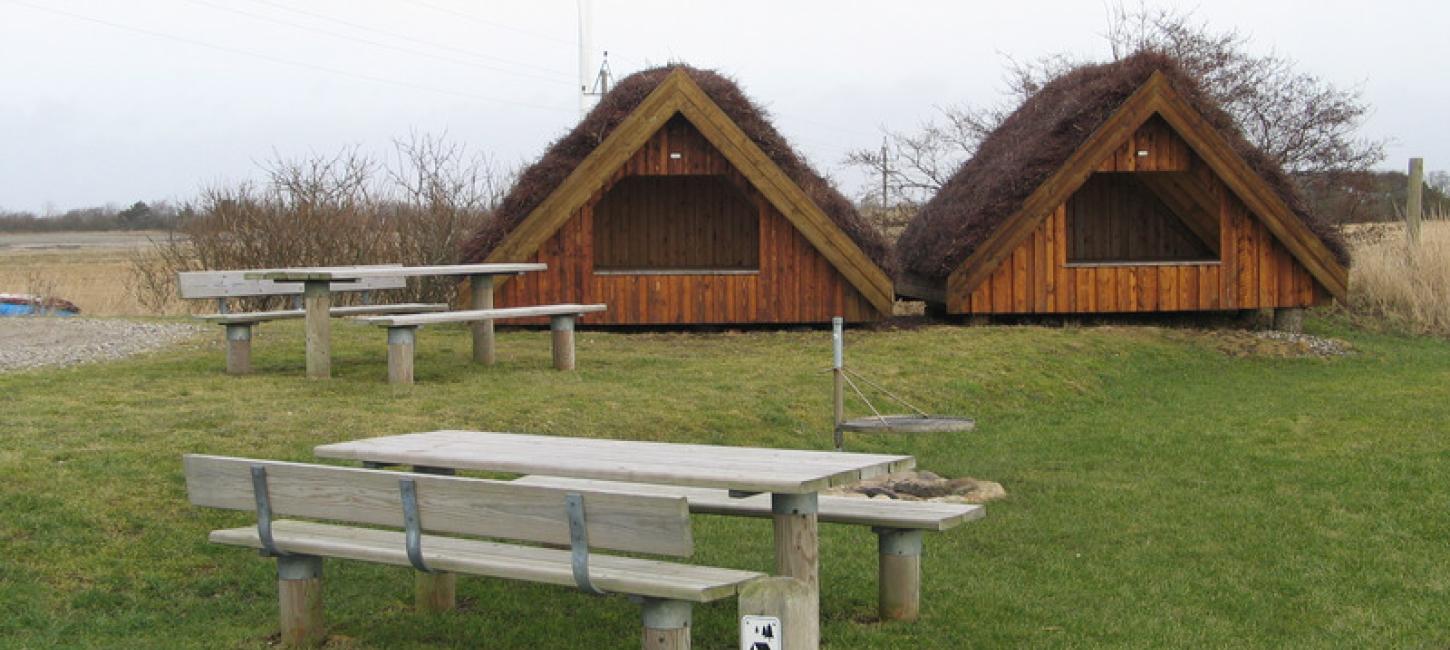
[248,263,547,282]
[314,430,915,494]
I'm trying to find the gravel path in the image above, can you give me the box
[0,317,202,372]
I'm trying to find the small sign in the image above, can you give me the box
[740,615,781,650]
[669,152,683,159]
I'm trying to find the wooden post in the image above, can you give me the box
[875,528,923,622]
[302,280,332,380]
[739,577,814,650]
[1273,307,1305,334]
[640,598,691,650]
[832,317,845,451]
[1408,157,1424,247]
[550,315,577,371]
[771,493,820,647]
[386,326,416,386]
[414,572,455,613]
[470,274,496,365]
[225,324,252,375]
[277,555,324,648]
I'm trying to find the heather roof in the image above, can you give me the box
[461,64,892,273]
[895,51,1350,282]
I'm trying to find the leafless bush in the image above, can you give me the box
[130,135,508,313]
[847,3,1384,208]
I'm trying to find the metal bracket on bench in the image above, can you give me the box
[250,464,287,557]
[565,492,606,595]
[399,478,434,573]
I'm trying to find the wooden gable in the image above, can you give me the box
[945,72,1349,310]
[483,69,894,315]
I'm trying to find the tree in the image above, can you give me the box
[117,201,153,228]
[847,4,1384,208]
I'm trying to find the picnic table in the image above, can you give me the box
[314,430,915,646]
[247,264,545,379]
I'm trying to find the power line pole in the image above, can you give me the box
[880,137,889,207]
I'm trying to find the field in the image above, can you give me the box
[3,315,1449,648]
[0,231,170,316]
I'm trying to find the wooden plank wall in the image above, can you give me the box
[1067,174,1216,263]
[592,175,759,270]
[494,115,880,324]
[957,189,1324,314]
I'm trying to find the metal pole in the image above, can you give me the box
[1408,157,1424,247]
[577,0,592,118]
[832,317,845,451]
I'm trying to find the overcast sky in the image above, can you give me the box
[2,0,1444,214]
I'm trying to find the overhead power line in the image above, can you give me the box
[243,0,575,79]
[401,0,576,46]
[186,0,574,85]
[6,0,575,113]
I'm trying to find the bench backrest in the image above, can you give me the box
[183,454,693,557]
[178,265,407,300]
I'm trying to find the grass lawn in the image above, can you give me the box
[2,315,1448,648]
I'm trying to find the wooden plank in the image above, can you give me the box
[314,430,915,495]
[357,304,607,327]
[179,265,407,299]
[196,303,447,325]
[184,455,693,557]
[512,476,984,531]
[251,264,546,283]
[210,520,760,603]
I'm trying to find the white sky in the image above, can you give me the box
[1,0,1444,214]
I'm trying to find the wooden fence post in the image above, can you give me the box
[1408,157,1424,247]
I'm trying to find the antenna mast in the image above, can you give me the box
[577,0,592,118]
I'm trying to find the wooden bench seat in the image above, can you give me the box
[355,304,608,383]
[211,520,760,603]
[184,454,765,648]
[196,303,447,325]
[514,475,984,622]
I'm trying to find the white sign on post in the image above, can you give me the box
[740,615,782,650]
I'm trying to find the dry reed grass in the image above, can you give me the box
[0,232,167,316]
[1346,216,1450,334]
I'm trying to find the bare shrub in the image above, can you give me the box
[1347,215,1450,335]
[130,136,507,313]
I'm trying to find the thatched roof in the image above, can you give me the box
[895,51,1350,282]
[461,64,892,272]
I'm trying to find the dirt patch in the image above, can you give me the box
[824,470,1007,504]
[0,317,201,372]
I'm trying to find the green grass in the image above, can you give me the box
[2,316,1449,648]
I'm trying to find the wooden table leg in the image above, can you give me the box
[302,280,331,379]
[469,274,495,366]
[771,492,820,649]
